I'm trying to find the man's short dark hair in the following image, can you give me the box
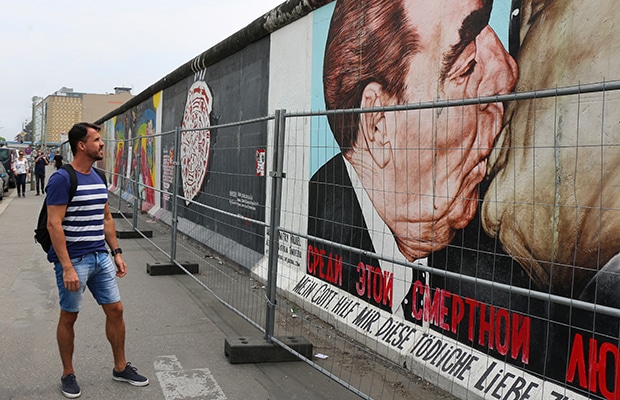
[68,122,101,155]
[323,0,420,152]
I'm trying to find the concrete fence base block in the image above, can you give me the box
[147,262,199,276]
[116,229,153,239]
[224,336,313,364]
[111,212,133,219]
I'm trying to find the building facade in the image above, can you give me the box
[33,87,132,145]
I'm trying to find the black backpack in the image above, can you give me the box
[34,164,107,253]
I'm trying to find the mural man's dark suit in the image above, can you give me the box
[307,152,572,379]
[308,153,391,313]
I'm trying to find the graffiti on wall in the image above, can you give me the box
[303,0,620,399]
[158,38,270,259]
[181,81,213,204]
[109,116,126,191]
[106,95,159,212]
[133,108,157,211]
[95,1,618,397]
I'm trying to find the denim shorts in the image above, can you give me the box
[54,251,121,312]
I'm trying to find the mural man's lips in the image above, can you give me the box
[462,158,487,191]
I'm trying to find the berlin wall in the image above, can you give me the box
[96,1,620,399]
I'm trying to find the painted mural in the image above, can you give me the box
[104,115,126,191]
[105,94,159,212]
[160,37,271,259]
[301,0,620,399]
[181,81,213,204]
[133,105,157,211]
[94,0,620,398]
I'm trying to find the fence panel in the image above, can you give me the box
[271,82,620,400]
[97,81,620,400]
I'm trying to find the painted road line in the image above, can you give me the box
[155,355,227,400]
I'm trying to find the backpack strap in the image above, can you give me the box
[60,164,78,200]
[93,167,108,188]
[58,164,106,201]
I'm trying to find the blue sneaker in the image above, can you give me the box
[61,374,81,398]
[112,362,149,386]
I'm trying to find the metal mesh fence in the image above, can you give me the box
[94,80,620,400]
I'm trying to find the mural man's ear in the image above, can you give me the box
[359,82,392,168]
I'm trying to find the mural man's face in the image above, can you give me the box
[365,0,518,260]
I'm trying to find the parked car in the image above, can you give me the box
[0,163,8,200]
[0,147,18,188]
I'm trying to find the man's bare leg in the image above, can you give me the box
[102,302,127,372]
[57,310,79,376]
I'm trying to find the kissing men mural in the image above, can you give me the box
[305,0,620,398]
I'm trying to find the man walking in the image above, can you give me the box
[34,148,48,195]
[53,150,63,170]
[46,122,148,398]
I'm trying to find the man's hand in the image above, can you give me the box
[113,254,127,278]
[63,266,80,292]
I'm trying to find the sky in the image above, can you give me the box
[0,0,285,140]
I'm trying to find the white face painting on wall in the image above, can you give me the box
[181,81,213,204]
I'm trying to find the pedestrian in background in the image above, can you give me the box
[53,150,64,170]
[34,149,49,195]
[12,150,29,197]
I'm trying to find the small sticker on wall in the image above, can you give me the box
[256,149,266,177]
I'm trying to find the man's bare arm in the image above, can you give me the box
[103,203,127,278]
[47,204,80,291]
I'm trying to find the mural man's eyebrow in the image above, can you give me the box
[439,6,492,82]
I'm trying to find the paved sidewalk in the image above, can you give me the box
[0,186,363,400]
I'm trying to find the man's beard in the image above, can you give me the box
[89,148,104,161]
